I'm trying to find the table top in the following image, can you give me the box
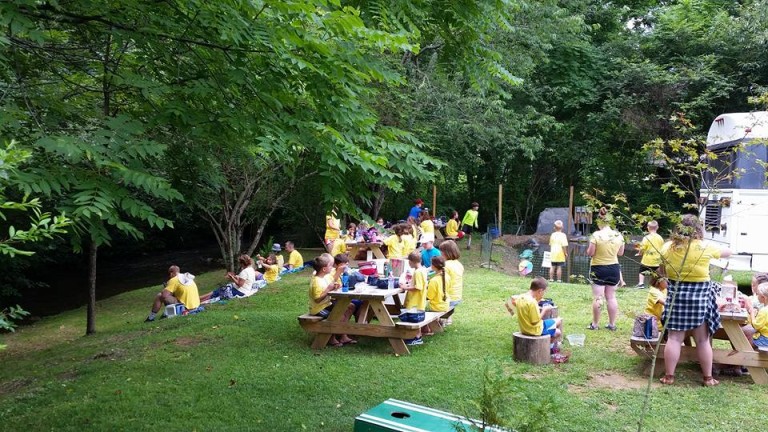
[331,285,402,299]
[719,310,749,321]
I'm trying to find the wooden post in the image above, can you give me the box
[432,185,437,217]
[567,185,574,283]
[567,185,574,235]
[498,184,503,235]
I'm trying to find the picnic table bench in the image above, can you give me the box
[298,286,454,355]
[630,311,768,384]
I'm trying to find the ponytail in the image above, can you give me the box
[441,270,446,301]
[430,256,447,302]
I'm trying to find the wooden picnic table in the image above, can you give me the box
[301,286,416,355]
[631,311,768,384]
[346,241,385,264]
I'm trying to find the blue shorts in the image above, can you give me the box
[449,300,462,307]
[314,306,333,318]
[540,319,558,337]
[754,334,768,348]
[550,262,565,268]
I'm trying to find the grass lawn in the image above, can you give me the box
[1,249,764,431]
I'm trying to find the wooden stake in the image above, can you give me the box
[568,185,574,235]
[498,184,503,234]
[432,185,437,217]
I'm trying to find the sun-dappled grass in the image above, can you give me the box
[1,249,765,431]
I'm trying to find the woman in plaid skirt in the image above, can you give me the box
[659,214,731,387]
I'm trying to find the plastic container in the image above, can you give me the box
[567,334,586,347]
[387,272,395,290]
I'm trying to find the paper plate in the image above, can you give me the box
[518,260,533,276]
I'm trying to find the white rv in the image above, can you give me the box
[700,111,768,271]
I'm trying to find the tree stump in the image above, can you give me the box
[513,332,551,365]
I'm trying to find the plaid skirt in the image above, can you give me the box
[662,280,720,335]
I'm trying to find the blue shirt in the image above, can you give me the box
[408,205,422,220]
[421,248,442,268]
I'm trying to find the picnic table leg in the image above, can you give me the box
[721,320,768,385]
[371,246,386,260]
[357,300,371,323]
[311,298,352,350]
[369,301,410,355]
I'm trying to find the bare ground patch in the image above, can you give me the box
[569,372,656,394]
[0,378,35,397]
[173,336,207,347]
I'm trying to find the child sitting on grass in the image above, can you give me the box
[505,277,563,350]
[308,255,356,347]
[257,253,281,283]
[644,275,667,331]
[401,251,429,346]
[744,282,768,349]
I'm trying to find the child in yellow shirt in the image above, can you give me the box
[445,211,460,238]
[383,224,406,259]
[257,254,281,283]
[548,220,568,283]
[505,277,563,348]
[308,255,356,347]
[401,251,429,346]
[644,276,667,330]
[426,256,451,314]
[744,282,768,349]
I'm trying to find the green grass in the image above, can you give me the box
[1,250,765,431]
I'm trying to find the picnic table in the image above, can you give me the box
[346,241,385,264]
[298,285,450,355]
[631,311,768,384]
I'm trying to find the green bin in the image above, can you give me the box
[353,399,507,432]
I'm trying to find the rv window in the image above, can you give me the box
[704,201,722,232]
[703,148,735,188]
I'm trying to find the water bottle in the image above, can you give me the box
[387,271,394,290]
[383,262,390,277]
[341,274,349,292]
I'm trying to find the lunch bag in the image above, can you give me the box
[632,314,659,339]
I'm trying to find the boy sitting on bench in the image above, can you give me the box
[506,277,564,352]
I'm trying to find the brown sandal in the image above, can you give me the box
[659,375,675,385]
[702,376,719,387]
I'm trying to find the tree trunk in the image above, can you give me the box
[85,241,98,335]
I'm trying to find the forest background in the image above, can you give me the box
[2,0,768,326]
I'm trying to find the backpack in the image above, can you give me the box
[632,314,660,339]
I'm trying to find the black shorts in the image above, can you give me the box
[551,262,565,268]
[639,265,659,274]
[590,264,621,286]
[462,225,473,234]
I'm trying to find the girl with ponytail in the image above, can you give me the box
[426,256,451,313]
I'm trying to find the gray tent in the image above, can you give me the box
[535,207,576,235]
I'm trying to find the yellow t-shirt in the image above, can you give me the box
[639,232,664,267]
[590,229,624,266]
[288,250,304,268]
[644,287,666,329]
[444,259,464,302]
[384,235,405,259]
[324,215,339,241]
[751,307,768,339]
[263,264,280,283]
[404,267,428,310]
[462,209,479,228]
[165,275,200,310]
[420,220,434,235]
[445,219,459,237]
[661,240,721,282]
[549,231,568,263]
[308,275,332,315]
[514,293,542,336]
[331,238,348,257]
[402,234,417,257]
[426,272,451,312]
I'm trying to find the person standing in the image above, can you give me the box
[461,202,480,250]
[408,199,424,220]
[548,220,568,283]
[659,214,731,387]
[636,220,664,288]
[586,208,625,331]
[324,208,341,252]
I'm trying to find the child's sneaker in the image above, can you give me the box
[405,337,424,346]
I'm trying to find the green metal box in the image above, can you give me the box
[353,399,507,432]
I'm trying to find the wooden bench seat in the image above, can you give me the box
[758,346,768,353]
[395,311,444,329]
[297,314,324,330]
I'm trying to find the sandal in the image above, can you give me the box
[605,324,617,331]
[341,338,358,345]
[586,323,599,330]
[659,375,675,385]
[329,340,344,347]
[702,376,719,387]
